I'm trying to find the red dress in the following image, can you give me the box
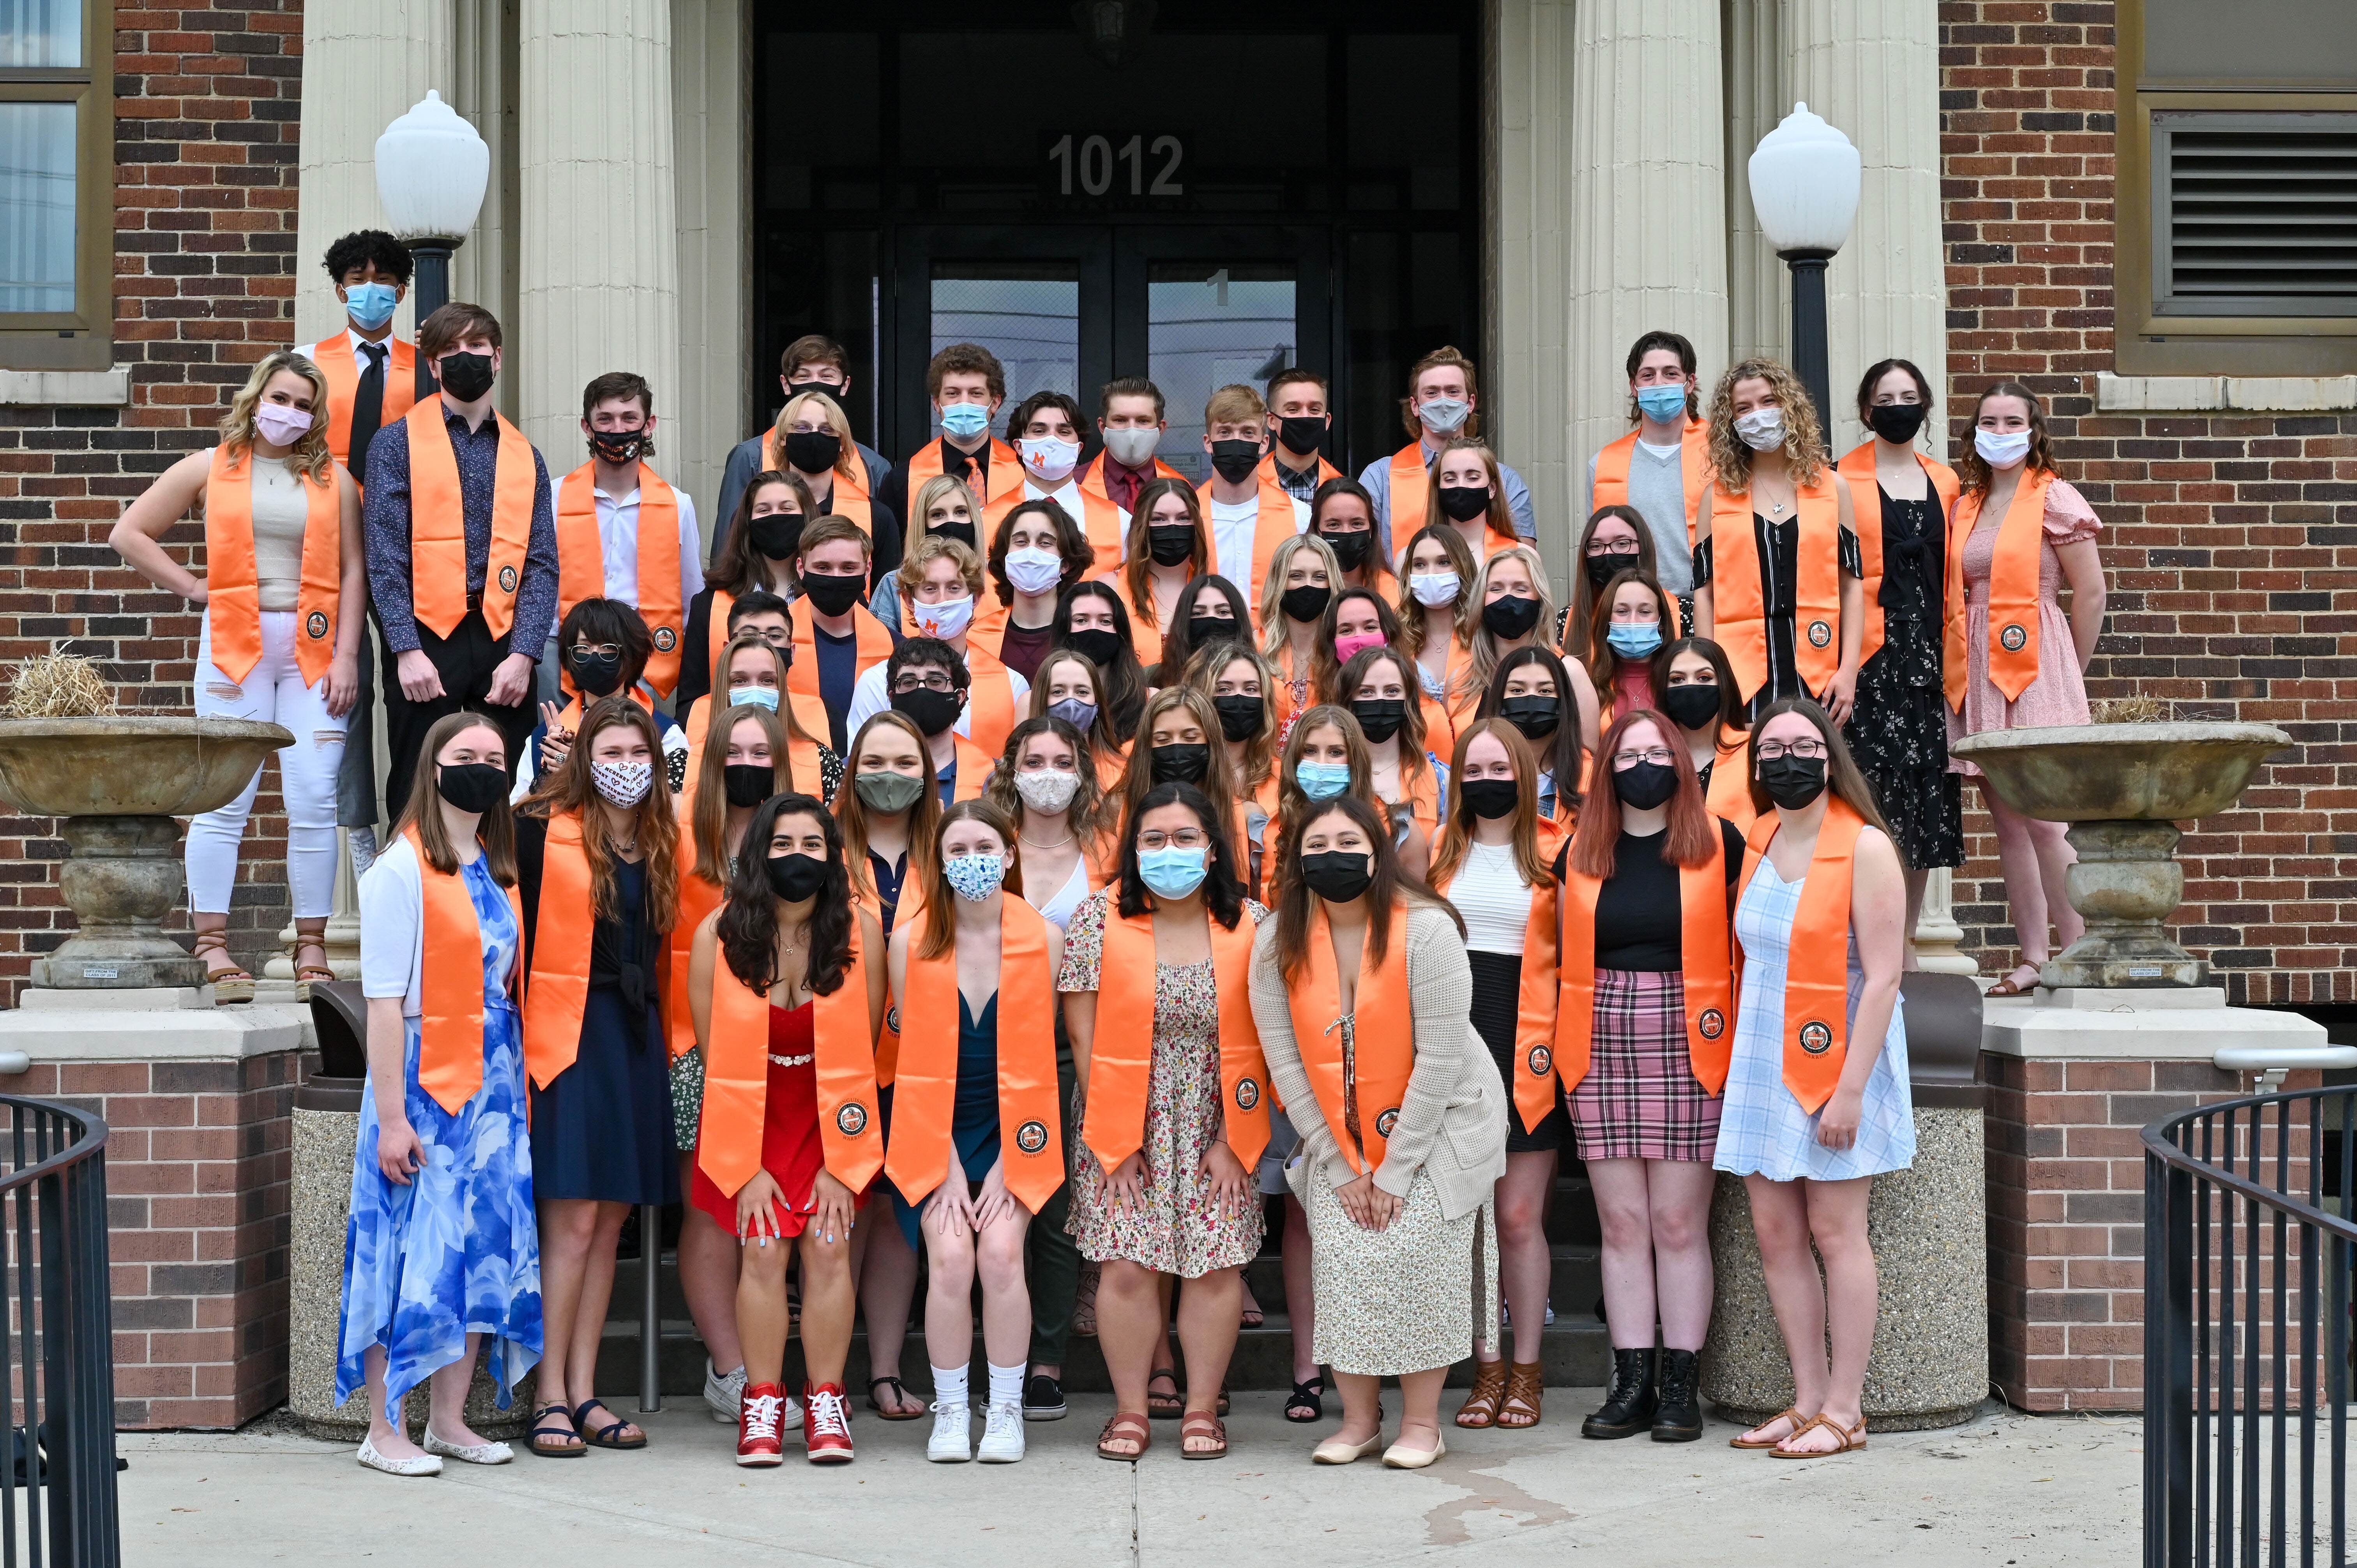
[689,1001,826,1237]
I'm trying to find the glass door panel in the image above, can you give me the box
[1145,263,1297,482]
[928,263,1080,436]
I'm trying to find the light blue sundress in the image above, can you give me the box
[336,856,542,1410]
[1711,854,1915,1182]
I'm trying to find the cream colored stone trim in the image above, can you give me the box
[2095,373,2357,413]
[0,1001,312,1062]
[1979,989,2325,1060]
[0,366,131,407]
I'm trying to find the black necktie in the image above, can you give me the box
[349,342,387,481]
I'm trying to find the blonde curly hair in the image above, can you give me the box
[1703,357,1826,491]
[219,351,334,485]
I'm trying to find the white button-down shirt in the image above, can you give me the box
[592,480,706,609]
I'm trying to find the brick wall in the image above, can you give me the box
[0,5,307,1000]
[1937,0,2357,1006]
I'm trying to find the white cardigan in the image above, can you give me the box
[357,835,516,1017]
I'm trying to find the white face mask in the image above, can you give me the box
[1974,427,2032,470]
[911,593,975,640]
[1012,768,1081,814]
[590,758,653,809]
[1409,571,1461,607]
[1733,407,1785,452]
[1416,396,1470,434]
[1002,546,1064,597]
[1100,427,1160,468]
[1020,435,1081,484]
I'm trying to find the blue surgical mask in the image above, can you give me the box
[1296,761,1352,800]
[1137,845,1209,900]
[1635,384,1687,423]
[344,281,398,332]
[1606,622,1663,658]
[940,401,991,440]
[729,685,780,712]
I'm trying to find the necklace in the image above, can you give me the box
[1020,828,1074,850]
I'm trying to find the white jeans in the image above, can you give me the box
[187,611,348,918]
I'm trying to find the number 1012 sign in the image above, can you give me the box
[1043,133,1186,200]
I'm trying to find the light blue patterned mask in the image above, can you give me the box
[944,851,1007,903]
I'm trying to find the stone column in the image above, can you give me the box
[516,0,683,468]
[1721,0,1786,364]
[669,0,752,538]
[1914,866,1977,975]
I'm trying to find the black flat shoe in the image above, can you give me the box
[1581,1347,1658,1440]
[1023,1373,1068,1422]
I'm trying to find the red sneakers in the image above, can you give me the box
[736,1383,787,1467]
[804,1382,855,1463]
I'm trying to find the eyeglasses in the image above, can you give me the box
[1585,542,1641,557]
[892,672,957,694]
[570,643,624,661]
[1136,829,1208,851]
[1612,747,1675,767]
[1755,739,1828,761]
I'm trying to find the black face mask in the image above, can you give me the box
[929,519,977,552]
[1280,584,1332,625]
[1208,440,1262,483]
[1212,694,1263,742]
[1150,742,1211,786]
[783,430,840,474]
[1612,760,1679,811]
[1499,695,1560,740]
[1147,523,1196,566]
[799,572,864,617]
[1319,530,1371,572]
[1274,415,1326,457]
[1757,752,1829,811]
[1438,484,1491,523]
[1585,550,1640,591]
[567,647,624,697]
[435,351,496,402]
[588,428,645,465]
[1300,850,1373,904]
[748,512,804,562]
[1482,594,1542,641]
[764,851,830,904]
[435,761,508,814]
[1350,698,1406,744]
[1065,627,1125,670]
[891,686,961,738]
[1460,777,1518,820]
[1661,683,1723,732]
[784,380,845,408]
[723,763,775,809]
[1868,402,1928,445]
[1188,611,1237,646]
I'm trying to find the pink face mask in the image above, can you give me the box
[1332,630,1387,664]
[252,402,316,447]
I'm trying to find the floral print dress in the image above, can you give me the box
[1058,890,1269,1278]
[336,856,542,1411]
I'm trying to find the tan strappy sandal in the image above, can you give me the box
[1495,1360,1544,1428]
[193,931,254,1003]
[1772,1413,1866,1457]
[1454,1358,1507,1428]
[290,933,335,1001]
[1730,1406,1809,1450]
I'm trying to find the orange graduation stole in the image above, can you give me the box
[1836,441,1959,669]
[1102,572,1168,670]
[1255,450,1342,493]
[696,916,883,1199]
[405,398,535,640]
[1557,830,1735,1098]
[519,810,601,1089]
[1703,742,1757,837]
[1285,901,1415,1173]
[1708,475,1841,706]
[884,895,1064,1212]
[1432,858,1562,1135]
[905,436,1026,508]
[202,445,341,686]
[1741,798,1866,1114]
[1592,419,1711,546]
[1081,908,1270,1172]
[1387,443,1431,541]
[989,480,1125,577]
[308,333,415,477]
[1947,468,2051,707]
[555,462,687,696]
[410,826,523,1114]
[787,598,892,701]
[1195,477,1304,632]
[668,810,723,1061]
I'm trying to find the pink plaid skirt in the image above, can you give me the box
[1567,968,1723,1163]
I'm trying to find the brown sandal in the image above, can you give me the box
[1096,1410,1150,1460]
[1454,1358,1507,1428]
[1146,1370,1184,1419]
[290,935,335,1000]
[1179,1410,1227,1460]
[1985,964,2041,997]
[1772,1413,1866,1457]
[193,931,254,1003]
[1072,1261,1100,1337]
[1496,1360,1544,1428]
[1730,1407,1810,1450]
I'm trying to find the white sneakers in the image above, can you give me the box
[704,1358,747,1424]
[927,1400,973,1462]
[976,1399,1026,1463]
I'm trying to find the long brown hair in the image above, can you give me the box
[911,798,1023,962]
[1571,709,1716,880]
[1425,438,1514,544]
[1746,697,1891,832]
[1393,523,1475,660]
[835,710,943,909]
[1584,567,1671,708]
[985,714,1116,846]
[1650,636,1743,754]
[1333,645,1435,805]
[711,631,823,748]
[690,702,790,888]
[715,793,853,993]
[1565,505,1657,654]
[1954,379,2058,497]
[519,694,679,927]
[390,711,519,885]
[1121,477,1206,632]
[709,469,818,599]
[1117,685,1241,860]
[1270,793,1460,982]
[1475,645,1586,820]
[1180,638,1279,795]
[1025,648,1127,763]
[1271,703,1378,867]
[1427,718,1547,889]
[1309,588,1406,705]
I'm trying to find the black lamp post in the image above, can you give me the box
[1747,102,1862,450]
[373,91,489,400]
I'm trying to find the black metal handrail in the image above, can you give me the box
[0,1095,119,1568]
[2144,1085,2354,1568]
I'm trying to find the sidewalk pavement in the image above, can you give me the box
[122,1393,2139,1566]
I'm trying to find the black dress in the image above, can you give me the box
[1843,484,1964,870]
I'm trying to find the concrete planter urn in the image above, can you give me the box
[0,716,292,988]
[1948,721,2290,989]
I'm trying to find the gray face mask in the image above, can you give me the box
[1417,396,1470,434]
[1101,427,1160,468]
[852,769,926,814]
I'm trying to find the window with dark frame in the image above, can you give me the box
[0,0,112,371]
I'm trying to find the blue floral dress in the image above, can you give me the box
[336,856,542,1410]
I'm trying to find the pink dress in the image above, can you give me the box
[1611,662,1655,721]
[1946,476,2101,777]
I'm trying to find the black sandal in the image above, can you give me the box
[866,1375,924,1421]
[571,1398,647,1451]
[1146,1370,1184,1420]
[1285,1377,1325,1423]
[528,1403,584,1458]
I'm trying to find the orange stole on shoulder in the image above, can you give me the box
[789,600,892,701]
[1703,742,1756,836]
[203,445,341,686]
[884,897,1064,1211]
[555,462,687,696]
[1556,830,1734,1097]
[1285,902,1414,1173]
[1708,475,1841,705]
[519,810,599,1089]
[405,399,535,639]
[669,850,724,1059]
[308,333,417,475]
[1836,442,1959,669]
[1081,908,1269,1172]
[1741,798,1865,1113]
[1592,419,1711,545]
[411,826,523,1114]
[1433,860,1561,1135]
[1386,444,1430,540]
[905,436,1027,507]
[1947,468,2050,705]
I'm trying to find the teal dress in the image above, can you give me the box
[887,992,1001,1247]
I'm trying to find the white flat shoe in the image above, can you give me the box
[357,1434,442,1477]
[422,1429,513,1465]
[1311,1431,1385,1466]
[1382,1432,1447,1469]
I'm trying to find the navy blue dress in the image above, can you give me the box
[889,991,1000,1247]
